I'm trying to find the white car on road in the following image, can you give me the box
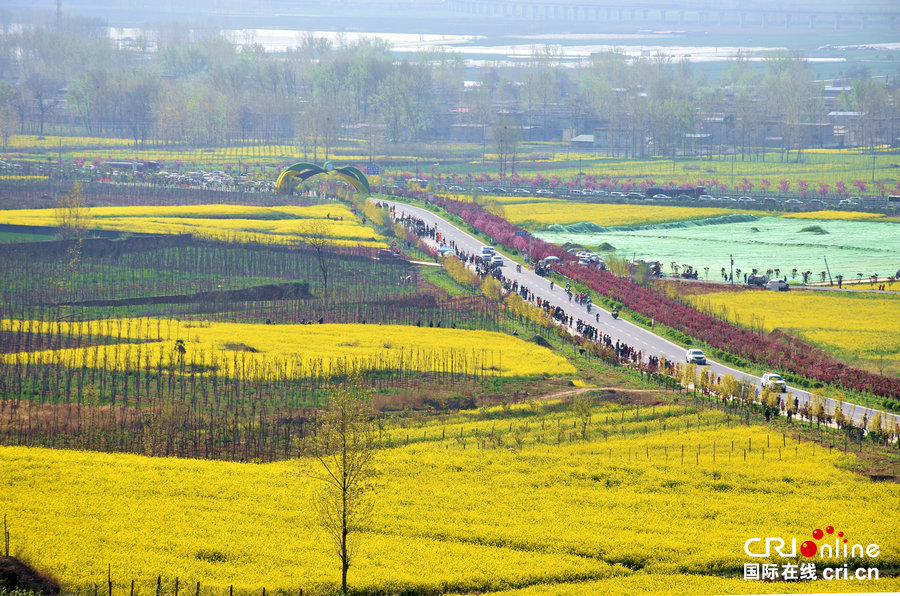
[761,372,787,392]
[685,349,706,364]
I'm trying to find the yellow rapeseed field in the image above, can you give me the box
[1,400,897,594]
[0,175,46,182]
[5,134,135,149]
[837,280,900,291]
[498,201,745,229]
[781,210,899,222]
[687,290,900,366]
[0,204,388,247]
[0,319,575,379]
[491,573,897,595]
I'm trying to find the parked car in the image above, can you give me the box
[625,192,644,199]
[838,199,858,206]
[766,279,790,291]
[785,199,802,205]
[491,254,504,267]
[652,193,670,199]
[747,274,769,287]
[377,248,404,260]
[761,372,787,392]
[685,349,707,364]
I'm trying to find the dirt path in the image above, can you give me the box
[538,386,662,401]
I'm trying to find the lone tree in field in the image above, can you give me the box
[55,181,92,292]
[302,219,334,301]
[55,181,91,239]
[572,393,592,440]
[312,375,378,595]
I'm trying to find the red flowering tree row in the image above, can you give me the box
[396,191,899,398]
[558,264,900,398]
[429,195,573,263]
[388,169,900,198]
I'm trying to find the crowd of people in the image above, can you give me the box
[390,204,669,372]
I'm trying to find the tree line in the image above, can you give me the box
[0,13,898,160]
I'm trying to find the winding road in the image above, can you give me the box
[377,198,899,430]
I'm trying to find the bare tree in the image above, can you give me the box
[523,45,564,133]
[312,376,378,595]
[54,181,91,298]
[25,71,62,136]
[302,219,335,301]
[55,181,91,239]
[0,82,15,148]
[572,393,592,440]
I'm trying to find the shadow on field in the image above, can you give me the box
[0,556,60,595]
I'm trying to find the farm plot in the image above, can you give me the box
[537,215,900,281]
[0,317,569,460]
[499,201,743,230]
[0,229,480,324]
[1,399,897,595]
[782,210,900,222]
[0,204,388,247]
[685,289,900,376]
[0,319,574,380]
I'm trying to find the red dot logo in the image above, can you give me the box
[838,531,844,538]
[801,540,818,557]
[826,526,834,534]
[812,528,824,540]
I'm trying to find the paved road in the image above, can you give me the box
[377,198,899,430]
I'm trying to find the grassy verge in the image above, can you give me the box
[419,265,478,297]
[0,231,56,243]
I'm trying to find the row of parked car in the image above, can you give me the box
[441,184,869,208]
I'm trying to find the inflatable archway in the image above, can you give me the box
[275,162,371,195]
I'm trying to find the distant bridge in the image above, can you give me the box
[444,0,899,31]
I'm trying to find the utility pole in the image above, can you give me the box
[871,148,876,182]
[731,152,735,187]
[730,254,734,285]
[824,256,833,286]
